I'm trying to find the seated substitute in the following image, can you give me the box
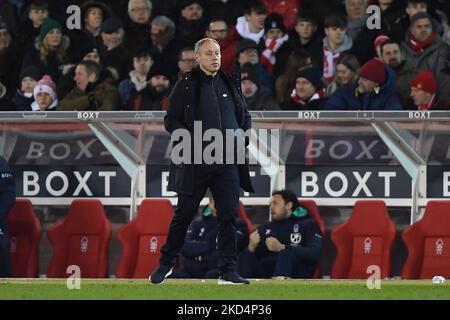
[238,189,322,279]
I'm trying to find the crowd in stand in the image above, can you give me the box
[1,0,450,112]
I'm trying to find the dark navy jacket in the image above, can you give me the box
[324,65,403,111]
[255,215,323,274]
[164,67,254,195]
[181,214,249,275]
[0,156,16,221]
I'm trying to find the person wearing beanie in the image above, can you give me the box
[30,75,58,111]
[410,70,437,110]
[177,0,207,48]
[21,17,72,84]
[58,60,121,111]
[282,66,326,110]
[259,13,290,77]
[241,63,279,110]
[235,39,275,94]
[401,12,450,98]
[12,66,41,111]
[325,58,403,110]
[326,53,360,96]
[320,14,353,83]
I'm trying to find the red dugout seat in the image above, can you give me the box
[7,199,41,278]
[331,200,396,279]
[46,200,111,278]
[116,199,173,278]
[299,200,326,278]
[402,201,450,279]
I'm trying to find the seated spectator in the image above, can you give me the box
[30,75,57,111]
[58,61,121,111]
[275,49,313,104]
[119,48,170,110]
[176,0,207,48]
[235,0,267,44]
[259,13,290,77]
[69,1,112,61]
[149,16,180,82]
[241,63,279,110]
[124,0,153,48]
[100,16,132,83]
[12,66,41,111]
[391,0,443,42]
[401,12,450,98]
[205,18,238,74]
[282,66,326,110]
[320,14,353,82]
[171,197,249,279]
[235,39,274,93]
[287,12,322,65]
[17,0,49,51]
[57,44,105,98]
[325,58,403,110]
[177,47,197,79]
[326,53,360,97]
[380,40,417,108]
[410,70,450,110]
[345,0,369,41]
[237,189,323,279]
[21,18,72,84]
[0,17,20,97]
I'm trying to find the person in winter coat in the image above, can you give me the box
[325,53,360,97]
[58,60,121,111]
[241,63,279,110]
[282,66,326,110]
[325,58,403,110]
[21,18,73,85]
[29,75,58,111]
[238,190,323,279]
[12,67,41,111]
[320,14,353,83]
[258,13,290,77]
[176,0,208,48]
[235,0,267,44]
[401,12,450,99]
[410,70,450,110]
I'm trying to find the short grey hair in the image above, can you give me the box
[194,38,220,54]
[128,0,152,13]
[151,15,176,37]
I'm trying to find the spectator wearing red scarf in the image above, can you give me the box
[402,12,450,98]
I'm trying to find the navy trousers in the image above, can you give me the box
[0,219,10,278]
[160,164,240,274]
[237,248,313,279]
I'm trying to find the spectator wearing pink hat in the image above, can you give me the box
[374,34,390,59]
[30,75,58,111]
[325,58,402,110]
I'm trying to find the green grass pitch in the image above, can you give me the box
[0,279,449,300]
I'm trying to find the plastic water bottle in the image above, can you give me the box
[432,276,446,284]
